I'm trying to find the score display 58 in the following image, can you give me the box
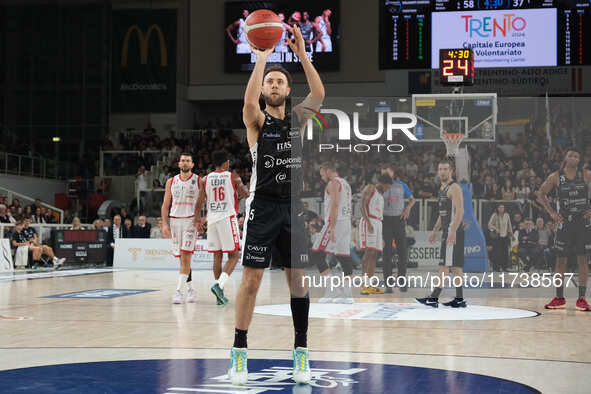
[439,48,475,85]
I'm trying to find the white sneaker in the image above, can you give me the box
[292,347,311,384]
[186,288,196,303]
[334,286,354,304]
[53,258,66,268]
[228,347,248,385]
[172,290,184,304]
[318,286,336,303]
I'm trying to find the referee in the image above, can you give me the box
[381,165,415,292]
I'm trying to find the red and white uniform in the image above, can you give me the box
[312,176,352,256]
[359,186,384,251]
[169,173,199,257]
[204,170,240,253]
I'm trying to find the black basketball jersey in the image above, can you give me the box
[438,181,455,232]
[249,110,303,201]
[556,168,589,217]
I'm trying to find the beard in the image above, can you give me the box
[263,93,287,108]
[180,166,192,174]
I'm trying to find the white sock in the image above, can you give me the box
[218,272,229,289]
[177,274,188,291]
[52,256,58,263]
[186,277,193,290]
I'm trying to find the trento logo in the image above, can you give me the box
[304,108,417,153]
[121,24,168,67]
[462,14,526,38]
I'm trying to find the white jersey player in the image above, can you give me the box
[226,10,251,54]
[311,162,354,303]
[195,151,249,305]
[161,153,200,304]
[314,10,332,52]
[359,175,391,295]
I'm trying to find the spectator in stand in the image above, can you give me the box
[24,205,32,218]
[480,175,498,199]
[11,198,21,211]
[512,212,523,230]
[136,165,148,191]
[103,218,112,233]
[159,166,169,187]
[517,161,535,182]
[517,219,542,271]
[93,219,104,231]
[44,210,57,224]
[32,207,45,224]
[124,218,133,233]
[120,208,132,226]
[488,204,513,272]
[500,179,516,200]
[132,215,151,238]
[0,204,10,223]
[150,217,163,238]
[71,217,83,230]
[535,217,554,270]
[106,215,128,266]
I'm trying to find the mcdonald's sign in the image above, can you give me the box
[121,24,168,67]
[112,10,176,113]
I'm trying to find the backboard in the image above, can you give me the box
[411,93,497,143]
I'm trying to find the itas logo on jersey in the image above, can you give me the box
[276,141,292,152]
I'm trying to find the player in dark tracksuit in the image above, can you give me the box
[536,148,591,311]
[416,159,466,308]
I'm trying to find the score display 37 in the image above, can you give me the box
[439,48,475,85]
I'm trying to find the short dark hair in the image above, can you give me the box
[263,65,292,87]
[179,152,193,161]
[212,151,228,168]
[378,174,392,185]
[439,157,455,170]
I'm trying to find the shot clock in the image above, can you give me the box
[439,48,475,85]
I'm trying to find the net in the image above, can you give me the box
[441,133,465,157]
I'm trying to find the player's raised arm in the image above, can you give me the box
[536,171,562,222]
[289,24,324,119]
[243,46,272,142]
[161,178,172,238]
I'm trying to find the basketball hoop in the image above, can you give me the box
[441,133,465,157]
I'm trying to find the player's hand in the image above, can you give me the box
[428,231,437,244]
[287,24,306,57]
[551,211,564,223]
[162,223,171,238]
[367,222,374,233]
[584,208,591,220]
[401,207,411,220]
[447,231,457,245]
[250,44,273,59]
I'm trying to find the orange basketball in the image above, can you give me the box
[244,9,284,50]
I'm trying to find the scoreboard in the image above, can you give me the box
[379,0,591,69]
[52,230,107,264]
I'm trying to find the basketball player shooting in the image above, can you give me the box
[194,151,249,306]
[416,159,467,308]
[161,153,200,304]
[536,148,591,311]
[228,24,324,385]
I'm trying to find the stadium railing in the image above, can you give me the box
[0,152,76,180]
[0,186,65,224]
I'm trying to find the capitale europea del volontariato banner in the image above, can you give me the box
[111,10,176,113]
